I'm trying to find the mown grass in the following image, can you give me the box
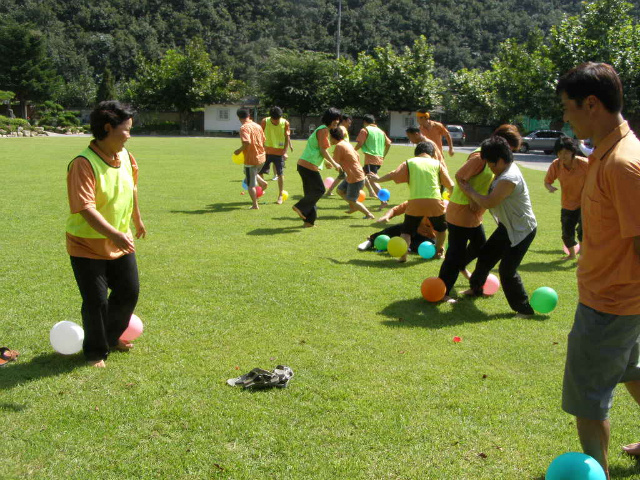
[1,136,639,479]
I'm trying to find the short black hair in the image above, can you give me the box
[269,106,283,119]
[236,108,250,119]
[406,126,420,135]
[480,136,513,164]
[554,135,579,157]
[90,100,135,140]
[414,141,435,157]
[556,62,623,114]
[329,127,345,141]
[363,114,375,124]
[321,107,342,126]
[340,113,351,122]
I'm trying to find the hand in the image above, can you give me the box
[367,172,379,180]
[547,185,558,193]
[376,215,390,223]
[110,231,135,254]
[234,148,242,156]
[448,148,455,157]
[469,199,480,212]
[458,178,470,191]
[134,218,147,239]
[283,153,288,160]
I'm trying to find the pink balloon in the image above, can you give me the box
[255,186,264,198]
[443,200,449,209]
[483,274,500,295]
[323,177,335,189]
[120,314,143,342]
[563,243,580,255]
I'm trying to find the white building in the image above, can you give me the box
[204,99,258,133]
[388,111,417,139]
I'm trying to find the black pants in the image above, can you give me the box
[438,222,486,294]
[70,254,140,361]
[369,224,433,252]
[469,224,536,315]
[294,164,325,225]
[561,208,582,248]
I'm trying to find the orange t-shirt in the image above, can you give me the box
[66,141,139,260]
[298,128,331,172]
[446,151,487,228]
[260,118,290,156]
[386,201,436,239]
[240,120,266,165]
[333,141,365,183]
[355,126,391,166]
[577,121,640,315]
[415,135,445,163]
[386,160,452,217]
[419,121,448,156]
[544,156,589,210]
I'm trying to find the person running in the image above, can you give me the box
[355,114,392,205]
[292,108,342,227]
[234,108,268,209]
[416,109,454,159]
[260,106,292,204]
[368,141,453,262]
[325,114,352,196]
[406,126,444,163]
[438,124,522,302]
[329,127,374,220]
[544,135,588,259]
[459,136,537,316]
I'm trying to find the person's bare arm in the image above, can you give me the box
[459,178,515,209]
[79,208,135,253]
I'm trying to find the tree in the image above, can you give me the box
[127,38,244,132]
[443,69,500,125]
[96,66,117,103]
[0,22,60,118]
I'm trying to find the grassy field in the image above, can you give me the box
[1,136,638,479]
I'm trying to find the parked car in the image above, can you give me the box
[444,125,466,146]
[520,130,564,154]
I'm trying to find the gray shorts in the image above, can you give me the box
[337,179,364,202]
[562,303,640,420]
[244,166,260,188]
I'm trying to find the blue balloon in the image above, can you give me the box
[377,188,391,202]
[546,452,606,480]
[242,179,248,190]
[418,241,436,259]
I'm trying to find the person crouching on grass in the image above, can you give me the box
[234,108,268,210]
[328,127,375,220]
[368,141,453,262]
[544,135,588,260]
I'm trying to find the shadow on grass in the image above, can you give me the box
[379,294,548,329]
[0,353,85,391]
[326,256,429,269]
[518,258,577,273]
[610,461,640,478]
[246,226,304,236]
[170,202,248,214]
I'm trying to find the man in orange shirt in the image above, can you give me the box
[406,126,444,163]
[234,108,267,209]
[557,62,640,479]
[544,136,588,259]
[416,109,454,159]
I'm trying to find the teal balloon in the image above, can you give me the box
[418,241,436,259]
[374,235,390,251]
[530,286,558,314]
[546,452,606,480]
[241,179,248,190]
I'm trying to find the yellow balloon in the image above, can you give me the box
[232,152,244,165]
[281,190,289,202]
[442,191,450,200]
[387,236,408,257]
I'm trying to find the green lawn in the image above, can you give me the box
[1,136,638,479]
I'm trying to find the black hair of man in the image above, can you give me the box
[556,62,624,114]
[480,136,513,164]
[236,108,250,119]
[321,107,342,126]
[363,114,376,124]
[414,141,435,157]
[341,113,351,122]
[554,135,580,157]
[406,126,420,135]
[329,128,345,142]
[90,100,135,140]
[269,106,283,119]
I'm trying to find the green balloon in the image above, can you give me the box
[530,286,558,314]
[374,235,390,251]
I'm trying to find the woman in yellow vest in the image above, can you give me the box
[66,101,146,368]
[439,125,522,301]
[259,106,292,204]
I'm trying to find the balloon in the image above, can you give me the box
[358,190,366,203]
[563,243,580,255]
[50,320,84,355]
[374,235,391,251]
[241,179,248,190]
[545,452,606,480]
[531,286,558,314]
[232,152,244,165]
[281,190,289,202]
[418,241,436,259]
[324,177,335,189]
[255,186,264,198]
[443,200,449,209]
[421,277,446,302]
[377,188,391,202]
[387,236,408,258]
[483,274,500,295]
[442,191,450,201]
[120,314,144,342]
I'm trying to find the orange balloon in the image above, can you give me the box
[358,190,366,202]
[421,277,446,302]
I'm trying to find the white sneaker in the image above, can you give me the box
[271,175,278,181]
[358,240,372,251]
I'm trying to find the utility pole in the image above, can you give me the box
[336,0,342,60]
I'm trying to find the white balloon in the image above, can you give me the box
[50,321,84,355]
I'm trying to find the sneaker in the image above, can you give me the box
[358,240,372,251]
[271,175,278,181]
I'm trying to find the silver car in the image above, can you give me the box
[520,130,564,154]
[445,125,466,146]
